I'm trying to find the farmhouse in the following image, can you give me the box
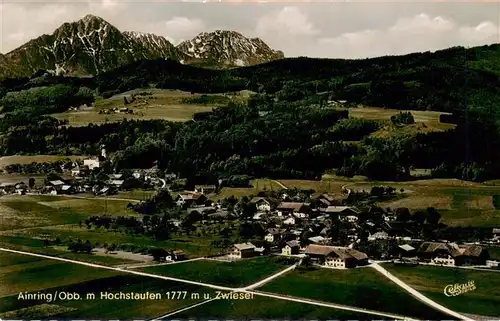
[229,242,256,259]
[417,242,489,266]
[109,180,125,188]
[311,193,346,207]
[282,240,300,255]
[308,236,327,244]
[71,166,82,176]
[167,250,185,261]
[15,183,27,195]
[251,197,271,212]
[493,228,500,241]
[264,228,285,243]
[368,231,389,241]
[324,206,359,218]
[175,192,207,207]
[83,155,106,170]
[305,244,369,268]
[60,185,75,194]
[276,202,310,217]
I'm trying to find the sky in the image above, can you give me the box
[1,0,499,59]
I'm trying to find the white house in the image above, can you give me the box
[276,202,310,217]
[283,217,296,225]
[250,197,271,212]
[368,231,389,241]
[282,240,300,255]
[229,242,256,259]
[264,228,284,243]
[305,245,369,269]
[83,157,102,170]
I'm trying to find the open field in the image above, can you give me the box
[0,252,208,319]
[174,295,381,320]
[50,89,250,126]
[0,251,120,297]
[109,189,157,201]
[0,155,84,168]
[210,178,287,201]
[140,256,294,288]
[0,236,137,266]
[383,263,500,317]
[1,224,215,258]
[0,195,135,231]
[259,266,451,320]
[344,107,456,135]
[0,174,47,185]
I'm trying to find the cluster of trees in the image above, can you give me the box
[3,160,74,174]
[0,85,94,116]
[68,239,94,253]
[82,213,176,240]
[128,189,176,214]
[391,112,415,125]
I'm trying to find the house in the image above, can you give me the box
[171,250,185,261]
[486,260,499,268]
[282,240,300,255]
[110,174,123,180]
[384,221,414,238]
[132,170,143,180]
[368,231,389,241]
[305,244,369,268]
[109,180,125,188]
[187,206,216,217]
[48,180,65,187]
[283,217,296,225]
[493,228,500,240]
[264,228,285,243]
[96,187,112,196]
[276,202,310,217]
[165,250,186,262]
[175,192,207,207]
[398,244,417,260]
[229,242,256,258]
[83,155,106,170]
[312,193,346,207]
[254,247,269,256]
[324,206,359,217]
[194,185,217,194]
[71,166,82,177]
[308,236,326,244]
[60,185,75,194]
[15,183,27,195]
[251,197,271,212]
[418,242,490,266]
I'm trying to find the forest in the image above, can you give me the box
[0,43,500,182]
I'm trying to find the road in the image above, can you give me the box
[371,262,474,321]
[0,247,234,292]
[122,257,205,269]
[26,192,141,203]
[270,179,287,190]
[0,247,417,320]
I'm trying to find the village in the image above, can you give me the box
[2,146,498,272]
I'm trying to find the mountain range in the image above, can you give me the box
[0,14,285,79]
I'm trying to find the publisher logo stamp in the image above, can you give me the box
[443,280,476,297]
